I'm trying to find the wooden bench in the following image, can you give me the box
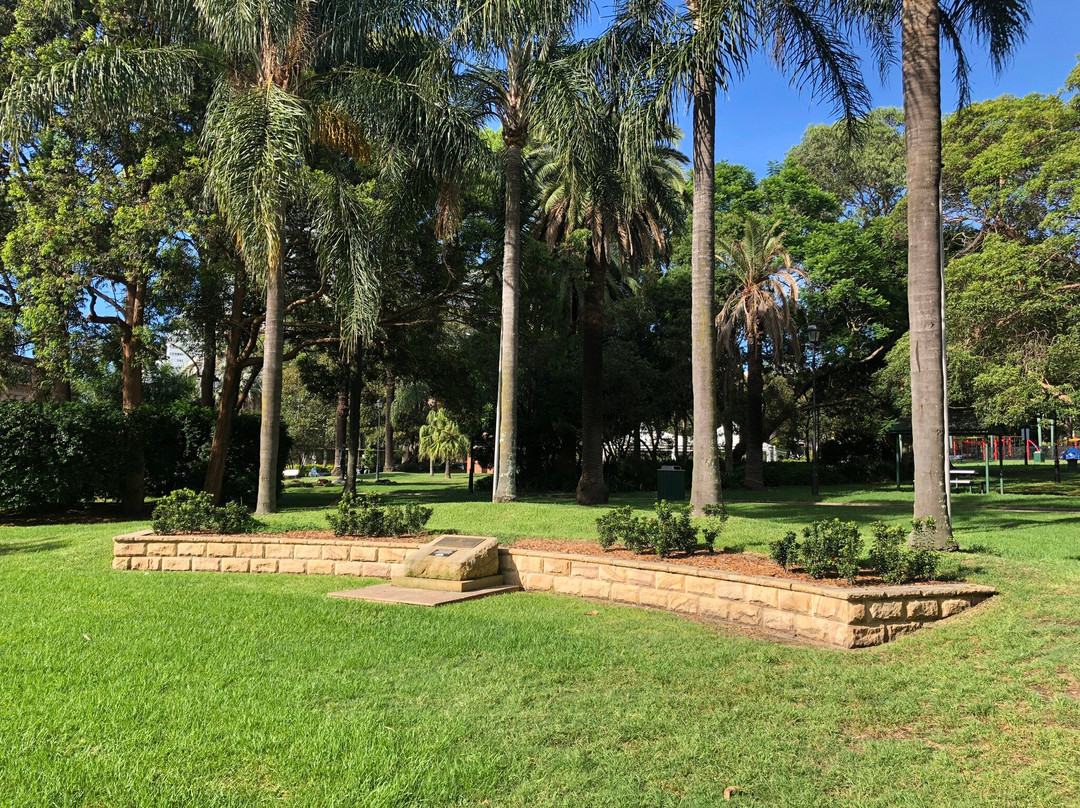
[949,469,983,493]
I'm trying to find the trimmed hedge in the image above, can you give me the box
[0,402,290,513]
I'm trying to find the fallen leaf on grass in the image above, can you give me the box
[586,610,599,616]
[724,786,740,800]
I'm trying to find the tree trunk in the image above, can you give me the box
[903,0,953,546]
[255,239,285,515]
[468,442,475,493]
[689,60,721,511]
[722,357,735,474]
[744,338,765,490]
[121,277,146,514]
[383,371,395,472]
[494,142,524,502]
[345,353,362,495]
[577,249,609,505]
[429,456,435,476]
[203,273,247,503]
[200,318,216,408]
[445,457,451,479]
[332,380,347,481]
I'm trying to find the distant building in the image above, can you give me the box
[163,338,200,376]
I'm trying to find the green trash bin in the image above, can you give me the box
[1033,451,1044,463]
[657,465,685,502]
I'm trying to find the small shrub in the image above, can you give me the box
[597,506,636,550]
[770,531,799,569]
[151,489,257,535]
[796,520,862,580]
[700,503,728,553]
[868,521,941,584]
[653,500,697,558]
[327,493,432,537]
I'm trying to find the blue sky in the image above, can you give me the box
[585,1,1079,177]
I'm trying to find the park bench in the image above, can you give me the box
[949,468,983,493]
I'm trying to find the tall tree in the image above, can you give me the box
[452,0,590,502]
[717,217,804,489]
[534,68,686,504]
[615,0,870,510]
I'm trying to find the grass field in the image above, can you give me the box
[1,475,1078,806]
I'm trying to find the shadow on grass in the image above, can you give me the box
[0,502,150,527]
[0,538,70,555]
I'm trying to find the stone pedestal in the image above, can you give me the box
[394,536,503,592]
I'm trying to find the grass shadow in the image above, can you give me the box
[0,538,70,556]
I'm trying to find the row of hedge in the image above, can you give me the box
[0,402,290,512]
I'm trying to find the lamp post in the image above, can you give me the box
[807,324,821,497]
[375,398,384,483]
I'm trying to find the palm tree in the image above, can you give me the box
[716,217,804,490]
[843,0,1030,544]
[611,0,871,511]
[534,71,687,505]
[451,0,591,502]
[419,409,470,478]
[3,1,473,514]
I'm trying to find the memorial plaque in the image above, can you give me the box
[396,534,502,591]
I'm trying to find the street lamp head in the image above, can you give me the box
[807,324,820,345]
[376,398,384,411]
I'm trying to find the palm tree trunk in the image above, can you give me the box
[445,457,451,479]
[383,371,395,473]
[744,338,765,490]
[494,142,524,502]
[345,353,362,495]
[332,375,347,481]
[903,0,953,546]
[203,273,247,503]
[429,456,435,476]
[255,240,285,515]
[689,62,721,511]
[577,249,610,505]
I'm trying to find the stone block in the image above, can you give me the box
[513,555,543,573]
[794,613,829,642]
[684,576,715,597]
[251,559,279,574]
[598,565,627,583]
[668,593,700,615]
[147,542,177,557]
[552,576,582,595]
[293,544,322,560]
[812,595,848,620]
[868,600,903,621]
[610,583,639,604]
[114,542,146,557]
[349,546,377,562]
[192,557,220,572]
[886,622,922,641]
[762,608,796,636]
[940,598,971,617]
[131,556,161,571]
[714,581,746,601]
[543,558,571,576]
[161,557,192,572]
[307,560,334,576]
[234,542,264,559]
[655,571,686,591]
[580,578,611,599]
[206,543,236,558]
[379,548,407,563]
[221,558,250,573]
[846,602,867,623]
[501,570,522,587]
[729,602,761,626]
[524,573,554,591]
[333,561,364,576]
[361,562,391,579]
[906,599,940,619]
[846,625,887,648]
[626,568,655,587]
[404,536,499,581]
[177,542,206,557]
[698,596,729,620]
[322,545,349,561]
[639,588,669,609]
[277,559,307,575]
[112,557,131,570]
[745,585,778,607]
[777,589,812,613]
[266,543,294,559]
[571,562,600,579]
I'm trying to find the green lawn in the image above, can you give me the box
[1,475,1078,806]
